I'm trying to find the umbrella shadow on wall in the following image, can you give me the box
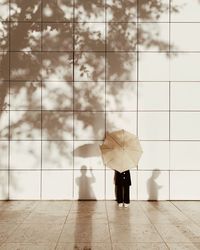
[74,143,101,158]
[147,169,162,201]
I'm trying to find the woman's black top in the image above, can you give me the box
[115,170,131,186]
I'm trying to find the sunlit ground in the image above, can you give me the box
[0,200,200,249]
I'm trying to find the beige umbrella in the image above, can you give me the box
[100,129,143,173]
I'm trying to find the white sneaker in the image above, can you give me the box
[124,203,129,208]
[118,203,123,208]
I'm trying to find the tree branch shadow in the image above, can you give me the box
[0,0,183,199]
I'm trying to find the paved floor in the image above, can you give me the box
[0,201,200,249]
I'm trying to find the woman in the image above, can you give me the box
[115,170,131,207]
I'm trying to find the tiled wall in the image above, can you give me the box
[1,0,200,200]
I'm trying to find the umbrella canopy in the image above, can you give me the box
[100,129,143,173]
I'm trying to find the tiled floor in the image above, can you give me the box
[0,201,200,249]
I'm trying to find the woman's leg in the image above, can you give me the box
[124,185,130,204]
[116,185,123,203]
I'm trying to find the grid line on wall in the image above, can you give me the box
[7,50,200,53]
[8,0,11,200]
[169,0,171,200]
[6,20,200,24]
[3,169,200,172]
[72,0,75,200]
[105,0,107,200]
[40,0,43,200]
[5,139,200,142]
[136,0,139,201]
[6,110,200,112]
[3,80,200,83]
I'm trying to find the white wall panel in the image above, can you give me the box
[106,52,137,81]
[0,171,8,199]
[42,23,73,51]
[138,82,169,111]
[171,23,200,51]
[139,0,169,22]
[42,141,73,170]
[106,112,137,134]
[107,23,137,51]
[139,53,169,81]
[41,52,73,81]
[130,171,138,200]
[170,53,200,81]
[0,141,8,170]
[74,52,105,81]
[106,82,137,111]
[9,171,40,200]
[138,112,169,140]
[105,170,116,200]
[42,81,73,110]
[74,82,105,111]
[10,81,41,110]
[10,111,41,140]
[171,112,200,140]
[171,0,200,22]
[0,53,9,81]
[0,83,9,109]
[171,82,200,110]
[170,142,200,170]
[42,170,73,199]
[0,111,9,140]
[107,0,137,22]
[74,112,105,140]
[138,23,169,52]
[170,171,200,200]
[0,1,9,21]
[10,141,41,170]
[139,141,169,170]
[42,111,73,140]
[75,0,105,22]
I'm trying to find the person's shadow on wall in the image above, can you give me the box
[76,165,96,200]
[147,169,162,201]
